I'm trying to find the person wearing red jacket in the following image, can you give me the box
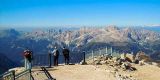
[24,49,33,69]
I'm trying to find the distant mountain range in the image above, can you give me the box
[0,26,160,73]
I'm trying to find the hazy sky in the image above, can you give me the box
[0,0,160,27]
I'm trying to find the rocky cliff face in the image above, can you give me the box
[53,26,160,53]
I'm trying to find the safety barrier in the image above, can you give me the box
[31,51,83,67]
[15,69,32,80]
[85,47,121,61]
[41,67,55,80]
[0,70,15,80]
[0,69,32,80]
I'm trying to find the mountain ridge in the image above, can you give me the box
[0,26,160,69]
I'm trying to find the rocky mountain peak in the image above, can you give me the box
[105,25,120,32]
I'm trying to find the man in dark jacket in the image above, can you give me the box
[52,47,59,66]
[62,47,70,65]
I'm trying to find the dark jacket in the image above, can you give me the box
[63,49,69,55]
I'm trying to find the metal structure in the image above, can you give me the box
[15,69,32,80]
[0,69,32,80]
[0,70,15,80]
[32,51,83,67]
[85,46,121,61]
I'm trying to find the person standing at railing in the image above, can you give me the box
[24,49,33,70]
[62,47,70,65]
[52,46,59,66]
[24,50,27,69]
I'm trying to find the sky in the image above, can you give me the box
[0,0,160,27]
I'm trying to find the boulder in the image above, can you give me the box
[120,53,126,59]
[112,57,119,63]
[100,60,108,64]
[139,60,145,66]
[121,53,135,62]
[126,53,135,62]
[94,60,102,65]
[136,51,151,62]
[121,62,136,71]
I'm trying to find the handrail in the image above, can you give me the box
[41,67,55,80]
[0,69,33,80]
[0,70,14,77]
[0,70,15,80]
[15,69,31,79]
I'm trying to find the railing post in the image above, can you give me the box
[29,69,32,80]
[92,50,94,62]
[131,51,134,55]
[48,52,52,68]
[106,46,108,54]
[99,48,101,56]
[38,56,40,66]
[12,70,15,80]
[83,51,86,63]
[24,58,27,69]
[111,47,113,56]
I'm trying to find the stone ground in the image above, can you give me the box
[128,64,160,80]
[11,64,160,80]
[32,68,49,80]
[47,64,116,80]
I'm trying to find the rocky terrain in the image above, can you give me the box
[84,51,160,80]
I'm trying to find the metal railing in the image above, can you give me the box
[30,47,121,66]
[0,69,32,80]
[0,70,15,80]
[15,69,32,80]
[41,67,55,80]
[31,51,83,67]
[85,47,121,61]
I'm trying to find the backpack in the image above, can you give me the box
[54,49,59,56]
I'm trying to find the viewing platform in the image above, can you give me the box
[5,64,116,80]
[1,49,160,80]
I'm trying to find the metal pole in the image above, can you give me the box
[29,69,32,80]
[111,47,113,56]
[92,50,94,62]
[24,58,27,69]
[38,56,40,66]
[106,46,108,54]
[83,51,86,63]
[12,70,15,80]
[131,51,134,55]
[48,52,51,68]
[99,48,101,56]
